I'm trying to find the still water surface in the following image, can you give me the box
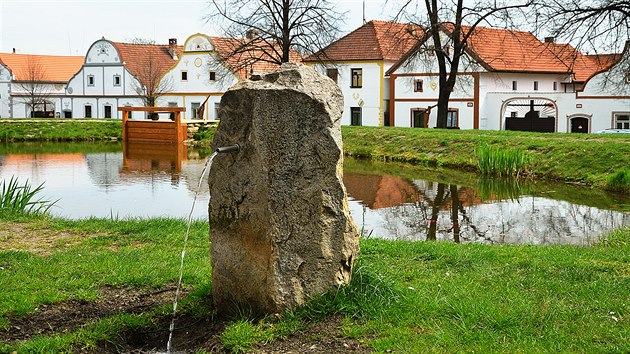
[1,142,628,245]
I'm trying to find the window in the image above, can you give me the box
[534,81,539,91]
[168,102,177,120]
[181,71,188,81]
[113,75,121,86]
[614,113,630,129]
[512,81,517,91]
[326,68,338,83]
[125,105,132,119]
[414,79,424,92]
[411,109,426,128]
[209,71,216,81]
[447,109,458,128]
[104,105,112,118]
[85,105,92,118]
[350,107,362,126]
[553,82,558,91]
[350,68,362,88]
[191,102,200,119]
[87,75,95,86]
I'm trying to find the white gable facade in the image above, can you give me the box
[159,34,238,120]
[64,39,143,119]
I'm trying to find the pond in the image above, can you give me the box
[1,142,628,245]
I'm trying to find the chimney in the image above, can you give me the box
[544,37,555,44]
[168,38,178,59]
[246,29,259,40]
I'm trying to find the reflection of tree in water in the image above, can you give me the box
[374,180,629,245]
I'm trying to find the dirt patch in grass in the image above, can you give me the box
[3,284,371,353]
[103,314,370,354]
[250,316,371,354]
[2,285,186,342]
[0,221,105,255]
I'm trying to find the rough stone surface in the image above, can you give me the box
[208,63,360,315]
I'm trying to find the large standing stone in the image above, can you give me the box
[208,63,360,315]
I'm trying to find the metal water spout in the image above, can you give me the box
[215,144,240,154]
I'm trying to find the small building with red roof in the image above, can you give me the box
[304,20,422,127]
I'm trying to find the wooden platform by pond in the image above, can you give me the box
[119,107,187,144]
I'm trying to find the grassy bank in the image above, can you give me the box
[342,126,630,188]
[1,213,628,352]
[0,119,122,142]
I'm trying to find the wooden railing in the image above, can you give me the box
[118,107,187,144]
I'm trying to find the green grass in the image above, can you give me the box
[0,176,57,216]
[340,126,630,189]
[0,119,122,142]
[1,212,628,353]
[474,142,532,177]
[606,168,630,193]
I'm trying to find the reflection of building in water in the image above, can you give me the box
[85,152,124,188]
[344,173,421,208]
[121,142,188,185]
[1,154,88,184]
[347,175,630,245]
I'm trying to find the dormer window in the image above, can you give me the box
[87,75,95,86]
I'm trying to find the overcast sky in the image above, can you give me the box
[0,0,394,56]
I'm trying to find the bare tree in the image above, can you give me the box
[535,1,629,92]
[394,0,533,128]
[206,0,345,72]
[129,48,174,108]
[538,0,629,53]
[15,56,52,118]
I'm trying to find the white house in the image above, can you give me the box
[0,52,83,118]
[158,34,240,120]
[63,38,181,119]
[385,25,629,133]
[304,20,421,127]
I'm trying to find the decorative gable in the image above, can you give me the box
[85,40,121,65]
[185,35,215,52]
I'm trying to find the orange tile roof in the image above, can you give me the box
[211,36,302,78]
[455,26,570,73]
[305,20,422,62]
[0,53,84,82]
[112,42,182,87]
[543,42,622,82]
